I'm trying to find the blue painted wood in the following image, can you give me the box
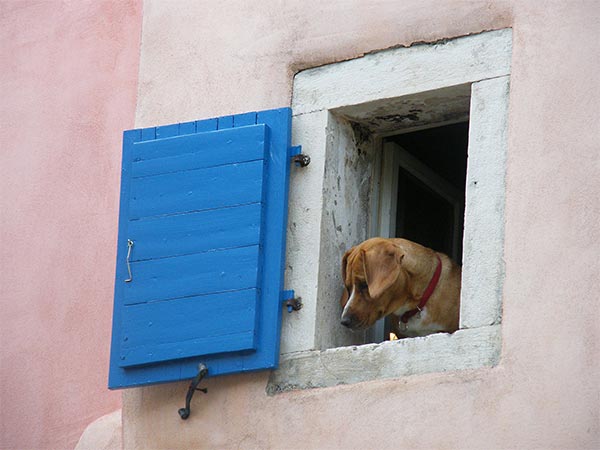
[156,123,179,139]
[196,118,218,132]
[179,121,196,135]
[120,289,258,367]
[129,160,266,219]
[217,115,234,129]
[245,107,292,368]
[179,108,292,378]
[141,127,156,141]
[123,245,261,305]
[233,111,257,127]
[109,128,139,388]
[131,124,267,176]
[109,108,293,389]
[128,203,262,261]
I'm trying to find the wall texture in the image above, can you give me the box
[124,1,599,448]
[0,1,142,449]
[3,1,598,449]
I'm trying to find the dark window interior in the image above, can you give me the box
[388,121,469,191]
[382,121,468,340]
[395,169,456,257]
[386,121,469,264]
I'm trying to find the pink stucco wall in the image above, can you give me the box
[0,2,142,449]
[123,1,599,449]
[2,1,598,449]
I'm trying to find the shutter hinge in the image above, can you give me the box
[283,289,302,313]
[289,145,310,167]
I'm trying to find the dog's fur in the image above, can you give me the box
[340,237,461,338]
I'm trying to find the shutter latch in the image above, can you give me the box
[124,239,134,282]
[290,145,310,167]
[178,363,208,420]
[283,290,302,313]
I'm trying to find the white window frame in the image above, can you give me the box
[269,29,511,393]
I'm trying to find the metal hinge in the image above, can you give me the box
[282,289,302,313]
[289,145,310,167]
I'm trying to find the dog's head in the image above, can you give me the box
[340,238,411,330]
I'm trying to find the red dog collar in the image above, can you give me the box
[400,254,442,324]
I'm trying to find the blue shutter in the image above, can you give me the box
[109,108,293,389]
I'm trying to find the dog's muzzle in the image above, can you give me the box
[340,314,358,329]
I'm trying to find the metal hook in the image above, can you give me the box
[282,290,302,313]
[292,153,311,167]
[124,239,134,282]
[178,363,209,420]
[286,297,303,313]
[289,146,310,167]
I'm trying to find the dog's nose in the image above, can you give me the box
[340,316,353,328]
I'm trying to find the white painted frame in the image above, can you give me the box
[271,29,511,392]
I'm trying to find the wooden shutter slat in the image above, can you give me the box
[123,244,261,306]
[217,115,234,129]
[119,289,258,367]
[131,123,266,167]
[129,160,265,219]
[128,203,262,261]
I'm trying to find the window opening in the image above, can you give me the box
[270,29,510,392]
[377,121,469,342]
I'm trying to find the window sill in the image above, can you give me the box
[267,325,501,394]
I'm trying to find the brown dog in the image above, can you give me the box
[340,237,461,338]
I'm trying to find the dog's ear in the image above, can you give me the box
[340,247,354,306]
[362,244,403,299]
[341,246,355,285]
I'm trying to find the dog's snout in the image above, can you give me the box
[340,316,354,328]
